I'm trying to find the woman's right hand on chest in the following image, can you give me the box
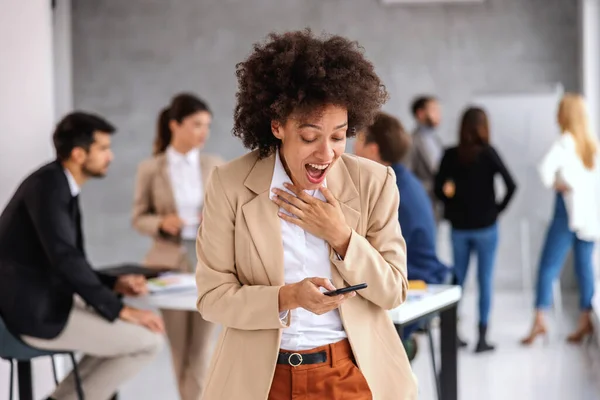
[160,213,184,236]
[279,277,354,316]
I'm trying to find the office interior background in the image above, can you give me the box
[2,0,600,399]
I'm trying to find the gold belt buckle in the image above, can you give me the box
[288,353,303,367]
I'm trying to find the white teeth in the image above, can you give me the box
[307,163,329,170]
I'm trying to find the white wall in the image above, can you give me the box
[0,0,55,209]
[52,0,74,119]
[580,0,600,135]
[579,0,600,277]
[0,1,58,398]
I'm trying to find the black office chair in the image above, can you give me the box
[0,315,84,400]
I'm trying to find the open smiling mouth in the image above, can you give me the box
[305,163,330,184]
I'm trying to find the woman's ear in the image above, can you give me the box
[271,120,284,140]
[169,119,179,135]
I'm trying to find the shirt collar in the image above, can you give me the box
[166,146,200,166]
[268,149,326,201]
[63,168,80,197]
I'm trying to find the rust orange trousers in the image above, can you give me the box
[268,339,373,400]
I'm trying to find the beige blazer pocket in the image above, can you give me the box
[143,239,185,271]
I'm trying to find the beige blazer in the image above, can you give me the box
[132,152,223,270]
[196,150,417,400]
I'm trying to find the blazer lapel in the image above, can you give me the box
[327,157,360,233]
[157,154,177,214]
[326,157,361,288]
[241,154,285,286]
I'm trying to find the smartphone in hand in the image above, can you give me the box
[324,283,368,296]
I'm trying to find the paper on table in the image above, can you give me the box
[147,273,197,294]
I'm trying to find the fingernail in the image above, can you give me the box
[271,188,278,193]
[283,183,290,188]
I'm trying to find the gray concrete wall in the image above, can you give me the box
[71,0,579,289]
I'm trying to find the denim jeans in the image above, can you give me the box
[535,194,595,310]
[451,223,499,326]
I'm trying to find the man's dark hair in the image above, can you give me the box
[364,112,411,165]
[53,112,116,161]
[233,29,389,159]
[411,95,436,117]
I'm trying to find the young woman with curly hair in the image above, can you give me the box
[195,29,417,400]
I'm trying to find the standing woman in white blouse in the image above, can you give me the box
[522,93,600,345]
[132,93,223,400]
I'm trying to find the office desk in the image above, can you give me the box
[390,285,461,400]
[127,284,461,400]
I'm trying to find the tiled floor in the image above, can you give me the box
[1,291,599,400]
[410,291,600,400]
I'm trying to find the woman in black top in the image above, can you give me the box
[435,107,516,353]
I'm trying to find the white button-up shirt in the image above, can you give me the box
[63,168,80,197]
[166,147,203,240]
[269,150,347,351]
[538,132,600,241]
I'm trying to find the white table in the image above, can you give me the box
[126,284,462,400]
[390,285,461,325]
[390,285,461,400]
[127,285,461,316]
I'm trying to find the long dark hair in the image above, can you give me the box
[457,107,489,164]
[152,93,211,155]
[153,107,171,155]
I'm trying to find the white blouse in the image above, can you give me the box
[166,147,203,240]
[538,132,600,241]
[270,150,347,351]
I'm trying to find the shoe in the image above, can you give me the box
[457,336,468,348]
[474,324,495,353]
[567,312,593,344]
[521,320,548,346]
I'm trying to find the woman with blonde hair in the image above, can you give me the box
[522,93,600,345]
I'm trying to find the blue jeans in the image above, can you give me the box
[535,194,595,310]
[451,223,499,326]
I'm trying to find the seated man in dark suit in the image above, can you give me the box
[0,112,164,400]
[354,112,451,359]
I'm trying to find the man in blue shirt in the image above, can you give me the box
[354,112,451,358]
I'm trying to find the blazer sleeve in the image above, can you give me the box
[132,162,163,236]
[25,178,123,321]
[195,167,289,330]
[96,271,118,289]
[331,167,408,310]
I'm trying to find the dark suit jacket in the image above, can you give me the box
[0,161,123,339]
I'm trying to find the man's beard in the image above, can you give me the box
[82,163,108,178]
[424,115,436,128]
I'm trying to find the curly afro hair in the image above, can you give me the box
[233,29,389,159]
